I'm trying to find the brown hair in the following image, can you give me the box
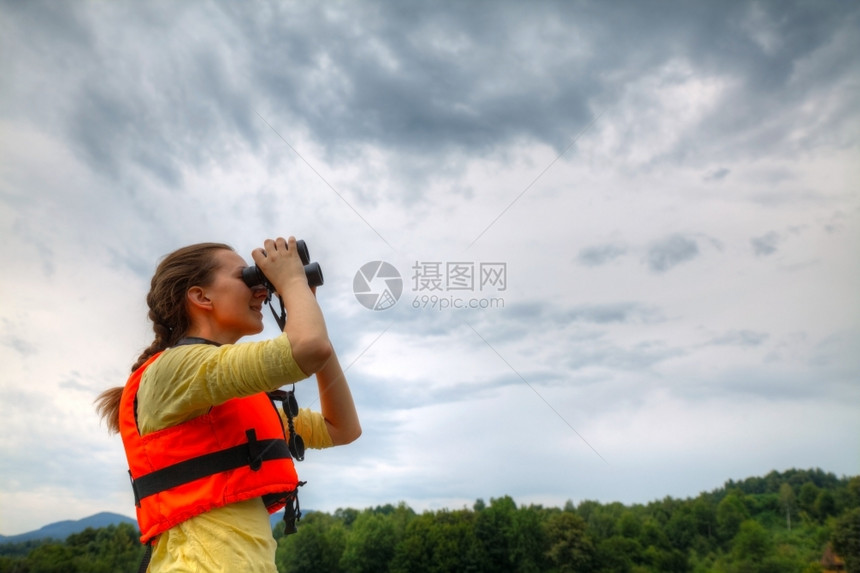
[95,242,233,433]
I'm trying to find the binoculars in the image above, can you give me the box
[242,239,324,291]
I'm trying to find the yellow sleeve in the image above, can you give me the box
[138,333,308,433]
[289,408,334,449]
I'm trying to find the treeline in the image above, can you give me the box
[273,468,860,573]
[0,524,144,573]
[1,468,858,572]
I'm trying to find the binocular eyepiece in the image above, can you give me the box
[242,239,324,291]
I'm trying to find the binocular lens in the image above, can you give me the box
[242,239,324,290]
[295,240,310,266]
[289,434,305,462]
[241,265,267,288]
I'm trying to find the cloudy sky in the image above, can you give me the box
[1,0,858,535]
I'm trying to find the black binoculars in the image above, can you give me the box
[242,239,324,291]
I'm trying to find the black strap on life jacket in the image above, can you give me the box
[130,429,296,572]
[173,337,222,347]
[130,429,291,506]
[137,541,153,573]
[130,432,297,573]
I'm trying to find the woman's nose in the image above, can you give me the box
[251,285,269,298]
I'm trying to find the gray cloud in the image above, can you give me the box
[576,244,627,267]
[645,234,700,273]
[58,371,101,393]
[4,0,856,201]
[709,330,769,347]
[809,330,860,379]
[1,334,37,358]
[358,370,524,412]
[479,302,664,343]
[704,167,731,182]
[751,232,780,257]
[562,303,664,325]
[565,337,685,372]
[0,318,38,357]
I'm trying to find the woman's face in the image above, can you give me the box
[201,249,269,342]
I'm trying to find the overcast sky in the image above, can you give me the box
[1,0,858,536]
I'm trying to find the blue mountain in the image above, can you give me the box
[0,512,137,544]
[0,509,311,545]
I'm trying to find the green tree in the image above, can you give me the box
[0,556,19,573]
[815,490,837,521]
[798,482,819,515]
[87,523,144,573]
[340,511,397,573]
[277,512,346,573]
[832,507,860,573]
[717,493,749,542]
[334,507,360,528]
[594,536,641,573]
[779,483,796,530]
[29,526,142,573]
[847,476,860,508]
[390,510,479,573]
[665,504,698,550]
[731,520,771,564]
[25,543,78,573]
[389,513,436,573]
[473,495,518,572]
[617,510,642,540]
[649,546,689,573]
[640,517,672,551]
[387,502,416,536]
[690,496,717,541]
[509,505,547,573]
[543,511,595,573]
[576,500,618,540]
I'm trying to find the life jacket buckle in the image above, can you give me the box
[246,429,264,471]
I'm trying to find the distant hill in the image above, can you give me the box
[0,509,308,545]
[270,509,285,530]
[0,512,137,544]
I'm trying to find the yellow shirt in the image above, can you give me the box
[137,334,332,572]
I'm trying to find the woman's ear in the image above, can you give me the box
[186,286,213,312]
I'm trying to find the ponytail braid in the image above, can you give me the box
[95,242,233,434]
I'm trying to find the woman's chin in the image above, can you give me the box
[239,318,265,337]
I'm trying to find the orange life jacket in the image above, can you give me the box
[119,351,300,543]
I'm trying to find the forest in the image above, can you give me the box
[0,468,858,573]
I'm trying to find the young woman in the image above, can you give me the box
[96,236,360,572]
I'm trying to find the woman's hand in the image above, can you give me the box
[251,237,307,294]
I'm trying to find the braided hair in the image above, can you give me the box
[95,242,233,433]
